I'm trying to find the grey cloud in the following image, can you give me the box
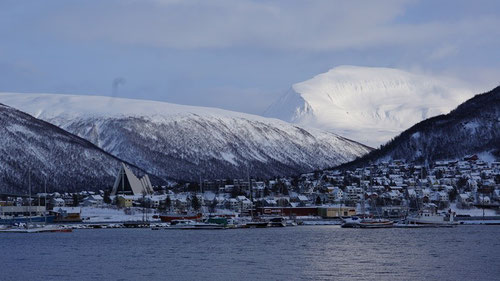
[28,0,498,52]
[0,0,498,115]
[29,0,417,50]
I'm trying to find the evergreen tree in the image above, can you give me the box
[165,195,172,211]
[457,177,468,190]
[315,196,322,206]
[72,194,80,207]
[343,176,351,187]
[421,168,428,179]
[272,180,282,194]
[435,169,444,179]
[449,188,458,202]
[103,190,111,204]
[191,195,201,211]
[263,186,270,197]
[188,182,200,192]
[230,186,241,198]
[282,184,289,196]
[209,198,217,213]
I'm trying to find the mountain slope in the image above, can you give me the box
[265,66,475,147]
[336,86,500,168]
[0,103,151,193]
[0,93,372,181]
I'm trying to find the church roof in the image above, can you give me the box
[111,163,154,196]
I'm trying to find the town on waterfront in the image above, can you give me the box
[2,155,499,231]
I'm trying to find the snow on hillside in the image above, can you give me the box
[265,66,475,147]
[0,93,280,121]
[0,103,148,193]
[0,93,372,181]
[338,86,500,168]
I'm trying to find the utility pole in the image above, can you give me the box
[199,175,203,194]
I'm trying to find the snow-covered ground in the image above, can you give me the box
[81,207,161,222]
[449,203,498,217]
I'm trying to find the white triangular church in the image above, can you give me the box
[111,163,154,196]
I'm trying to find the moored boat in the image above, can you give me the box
[0,223,72,233]
[357,218,394,228]
[267,217,286,227]
[405,209,457,226]
[206,216,228,226]
[123,221,151,228]
[166,219,225,230]
[159,212,202,222]
[341,216,394,228]
[0,215,56,225]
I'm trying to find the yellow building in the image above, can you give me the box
[52,207,82,222]
[318,206,356,218]
[116,196,133,208]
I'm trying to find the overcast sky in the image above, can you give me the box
[1,0,499,114]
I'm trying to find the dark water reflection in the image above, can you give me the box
[1,226,499,281]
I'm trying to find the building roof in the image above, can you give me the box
[52,207,81,213]
[297,195,309,201]
[111,163,154,196]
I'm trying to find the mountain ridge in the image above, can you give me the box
[0,103,158,193]
[334,85,500,169]
[0,93,372,181]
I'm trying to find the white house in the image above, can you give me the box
[51,197,65,207]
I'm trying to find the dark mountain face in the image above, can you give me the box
[0,104,152,193]
[338,86,500,168]
[59,115,371,182]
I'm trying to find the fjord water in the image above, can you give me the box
[1,226,499,281]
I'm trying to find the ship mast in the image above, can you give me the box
[361,166,365,217]
[44,178,47,225]
[247,164,253,218]
[28,168,32,228]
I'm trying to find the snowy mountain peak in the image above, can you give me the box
[265,66,475,147]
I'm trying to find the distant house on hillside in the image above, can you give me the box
[51,197,65,207]
[82,195,104,207]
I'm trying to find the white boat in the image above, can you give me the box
[0,223,72,233]
[405,210,457,226]
[166,219,225,230]
[341,216,394,228]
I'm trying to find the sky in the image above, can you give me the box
[1,0,499,115]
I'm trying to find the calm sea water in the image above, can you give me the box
[1,226,499,281]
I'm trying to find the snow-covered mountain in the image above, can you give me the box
[265,66,475,147]
[0,93,372,181]
[0,103,151,193]
[338,86,500,168]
